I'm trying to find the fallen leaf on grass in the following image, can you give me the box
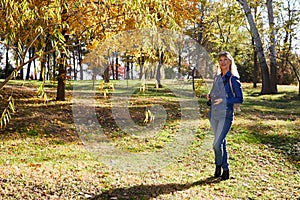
[28,162,42,168]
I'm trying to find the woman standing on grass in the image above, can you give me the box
[207,51,243,180]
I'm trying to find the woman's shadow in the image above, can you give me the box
[89,176,220,200]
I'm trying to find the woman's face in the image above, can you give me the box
[218,56,231,73]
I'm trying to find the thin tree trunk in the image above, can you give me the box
[139,62,144,80]
[39,56,46,82]
[126,58,130,80]
[197,3,205,45]
[18,51,23,80]
[237,0,272,94]
[56,53,67,101]
[103,67,110,83]
[110,60,116,80]
[73,47,76,80]
[26,48,33,80]
[33,54,37,80]
[5,45,9,79]
[111,53,115,80]
[156,51,163,88]
[139,53,145,80]
[178,53,182,79]
[78,43,83,80]
[280,2,293,85]
[267,0,277,93]
[252,6,258,88]
[115,55,119,80]
[252,37,258,88]
[56,35,68,100]
[56,3,68,101]
[46,53,49,81]
[53,51,56,80]
[131,62,133,80]
[15,55,19,80]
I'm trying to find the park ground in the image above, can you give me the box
[0,80,299,199]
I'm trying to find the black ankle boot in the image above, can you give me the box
[214,165,222,178]
[221,169,229,180]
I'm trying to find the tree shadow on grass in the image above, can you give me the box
[241,91,300,121]
[89,176,219,200]
[233,123,300,168]
[250,131,299,166]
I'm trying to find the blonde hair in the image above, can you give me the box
[217,51,240,78]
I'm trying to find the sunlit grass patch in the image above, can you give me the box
[0,81,299,199]
[0,138,87,166]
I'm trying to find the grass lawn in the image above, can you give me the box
[0,80,299,199]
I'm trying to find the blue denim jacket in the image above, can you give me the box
[210,71,243,111]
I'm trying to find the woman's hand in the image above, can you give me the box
[206,94,211,100]
[214,98,223,105]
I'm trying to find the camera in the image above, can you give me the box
[206,99,211,106]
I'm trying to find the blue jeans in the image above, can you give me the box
[209,109,234,170]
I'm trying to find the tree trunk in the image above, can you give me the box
[46,50,50,80]
[78,44,83,80]
[56,35,68,101]
[131,62,133,80]
[178,53,182,79]
[126,58,130,80]
[252,6,259,88]
[280,2,293,85]
[72,47,76,80]
[56,3,69,101]
[197,3,205,45]
[56,55,67,100]
[237,0,272,94]
[109,50,114,80]
[252,37,259,88]
[26,47,34,79]
[139,54,145,80]
[15,54,20,79]
[5,45,9,79]
[115,55,119,80]
[156,51,163,88]
[39,56,46,82]
[267,0,277,93]
[111,55,115,80]
[192,67,195,91]
[18,53,23,80]
[103,66,110,83]
[52,51,56,80]
[139,63,144,80]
